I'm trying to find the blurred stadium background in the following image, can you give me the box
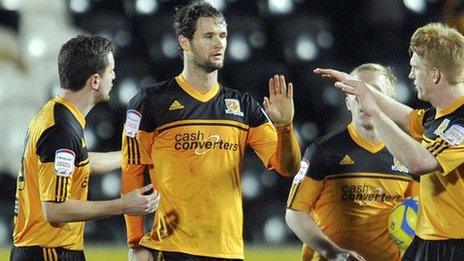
[0,0,463,260]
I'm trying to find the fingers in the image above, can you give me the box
[269,77,276,96]
[138,183,153,194]
[263,97,270,111]
[334,82,359,96]
[287,82,293,99]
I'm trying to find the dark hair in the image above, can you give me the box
[58,34,114,91]
[173,0,225,40]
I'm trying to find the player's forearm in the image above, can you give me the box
[273,124,301,177]
[122,164,146,247]
[42,198,125,223]
[285,209,341,259]
[89,151,121,175]
[371,110,439,175]
[370,87,413,132]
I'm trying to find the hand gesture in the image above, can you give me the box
[121,184,160,216]
[314,68,380,117]
[263,75,294,127]
[313,68,353,82]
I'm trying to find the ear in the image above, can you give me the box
[86,74,101,91]
[432,68,441,84]
[345,96,351,111]
[178,35,191,52]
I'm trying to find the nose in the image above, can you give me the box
[408,70,414,80]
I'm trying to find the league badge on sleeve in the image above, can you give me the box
[125,109,142,138]
[443,124,464,146]
[293,159,309,184]
[54,149,75,177]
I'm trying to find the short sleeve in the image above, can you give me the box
[36,126,79,202]
[286,143,329,212]
[409,109,426,140]
[122,91,156,165]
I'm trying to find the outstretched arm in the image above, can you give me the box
[286,209,366,261]
[333,78,439,175]
[263,75,301,176]
[314,68,414,132]
[42,184,158,223]
[89,151,121,175]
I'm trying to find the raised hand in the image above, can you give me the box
[313,68,353,82]
[121,184,160,216]
[263,75,294,127]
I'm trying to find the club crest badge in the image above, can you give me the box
[225,99,244,117]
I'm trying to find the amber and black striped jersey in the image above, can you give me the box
[121,75,294,259]
[409,96,464,240]
[287,123,418,261]
[12,96,90,250]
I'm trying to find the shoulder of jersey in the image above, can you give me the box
[313,128,349,148]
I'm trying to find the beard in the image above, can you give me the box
[191,47,224,73]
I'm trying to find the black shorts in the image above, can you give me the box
[147,248,243,261]
[403,236,464,261]
[10,246,85,261]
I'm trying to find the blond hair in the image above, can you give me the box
[410,22,464,85]
[350,63,397,97]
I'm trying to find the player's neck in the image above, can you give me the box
[354,123,382,144]
[58,89,95,117]
[181,66,218,93]
[431,82,464,111]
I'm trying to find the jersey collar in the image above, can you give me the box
[435,96,464,119]
[54,96,86,127]
[175,74,220,103]
[347,123,384,153]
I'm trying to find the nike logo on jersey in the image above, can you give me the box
[339,155,354,165]
[169,100,184,111]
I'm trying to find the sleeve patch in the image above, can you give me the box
[292,159,309,184]
[54,149,75,177]
[125,109,142,138]
[443,124,464,146]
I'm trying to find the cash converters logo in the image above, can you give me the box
[174,131,239,155]
[341,183,402,203]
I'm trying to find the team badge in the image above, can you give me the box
[125,109,142,138]
[433,119,450,137]
[293,159,309,184]
[225,99,244,116]
[54,149,75,177]
[443,124,464,146]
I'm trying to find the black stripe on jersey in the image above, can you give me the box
[286,183,301,208]
[54,177,60,202]
[134,138,140,164]
[126,136,132,164]
[432,143,449,157]
[76,159,90,167]
[326,174,411,181]
[158,122,248,133]
[63,177,69,200]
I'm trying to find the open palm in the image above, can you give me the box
[263,75,294,127]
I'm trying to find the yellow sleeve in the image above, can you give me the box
[435,144,464,175]
[39,162,72,202]
[121,163,146,247]
[409,109,425,141]
[247,123,301,177]
[286,176,324,212]
[122,129,155,165]
[404,180,420,197]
